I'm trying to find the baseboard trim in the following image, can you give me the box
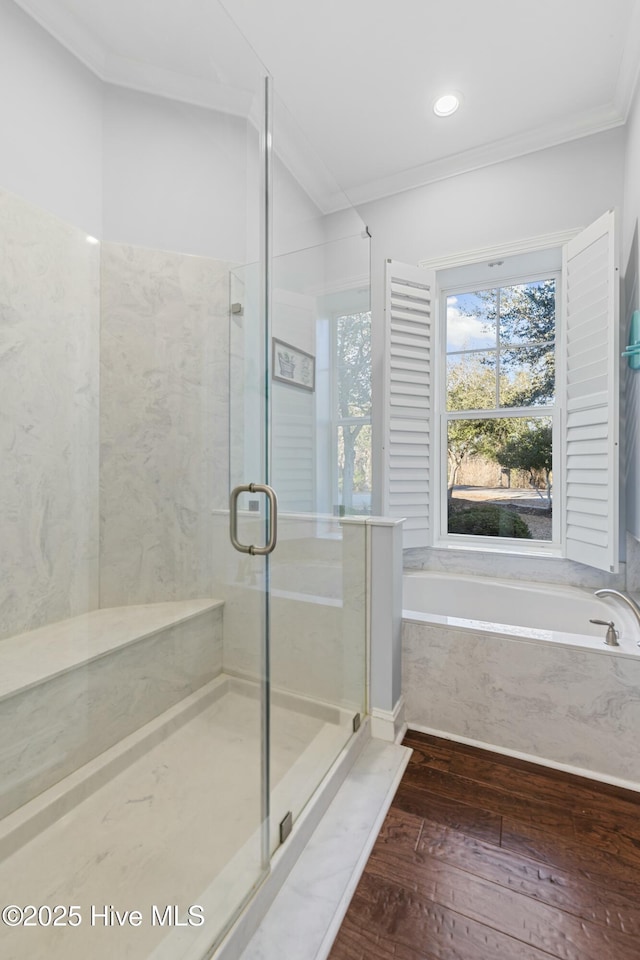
[371,697,406,743]
[407,722,640,793]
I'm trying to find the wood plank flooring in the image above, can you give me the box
[328,731,640,960]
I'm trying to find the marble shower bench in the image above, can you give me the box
[0,600,223,819]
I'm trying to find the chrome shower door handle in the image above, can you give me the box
[248,484,278,555]
[229,483,278,555]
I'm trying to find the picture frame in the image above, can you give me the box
[272,338,315,391]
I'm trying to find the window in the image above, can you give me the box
[333,310,372,515]
[384,213,618,570]
[442,276,559,547]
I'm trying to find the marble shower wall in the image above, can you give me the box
[0,189,100,641]
[99,243,231,606]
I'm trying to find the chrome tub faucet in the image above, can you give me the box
[595,589,640,644]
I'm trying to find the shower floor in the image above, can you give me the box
[0,676,354,960]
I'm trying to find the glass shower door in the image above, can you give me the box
[222,57,372,902]
[226,225,371,862]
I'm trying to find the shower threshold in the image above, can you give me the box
[0,675,355,960]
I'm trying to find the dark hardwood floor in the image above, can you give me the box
[328,730,640,960]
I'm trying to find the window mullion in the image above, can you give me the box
[446,405,555,421]
[495,286,501,408]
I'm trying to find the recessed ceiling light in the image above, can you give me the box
[433,93,460,117]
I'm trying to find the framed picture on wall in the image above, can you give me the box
[272,338,315,391]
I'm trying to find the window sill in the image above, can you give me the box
[433,537,563,559]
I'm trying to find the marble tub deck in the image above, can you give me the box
[0,676,355,960]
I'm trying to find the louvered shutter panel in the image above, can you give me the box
[272,411,315,512]
[563,210,619,572]
[383,260,434,549]
[271,289,316,513]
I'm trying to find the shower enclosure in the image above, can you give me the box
[0,1,370,957]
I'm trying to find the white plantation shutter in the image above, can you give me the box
[562,210,619,572]
[383,260,434,548]
[272,411,315,512]
[271,289,316,513]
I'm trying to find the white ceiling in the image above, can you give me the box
[14,0,640,211]
[220,0,640,206]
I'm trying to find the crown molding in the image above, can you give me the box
[14,0,256,117]
[13,0,341,216]
[269,102,350,215]
[338,103,626,211]
[103,54,254,117]
[13,0,106,75]
[13,0,637,218]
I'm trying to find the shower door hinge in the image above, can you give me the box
[279,811,293,845]
[352,713,361,733]
[231,302,243,315]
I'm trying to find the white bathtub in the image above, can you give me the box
[403,571,640,655]
[402,571,640,786]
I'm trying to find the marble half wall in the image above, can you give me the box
[100,243,231,606]
[0,188,100,641]
[212,512,367,712]
[403,620,640,786]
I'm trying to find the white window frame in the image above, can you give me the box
[434,265,563,556]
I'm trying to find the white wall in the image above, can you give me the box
[273,155,329,259]
[0,0,103,236]
[356,129,626,523]
[623,85,640,542]
[102,86,257,262]
[0,0,327,264]
[101,87,331,263]
[623,86,640,273]
[359,128,625,267]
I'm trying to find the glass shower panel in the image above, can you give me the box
[0,2,269,958]
[268,234,371,851]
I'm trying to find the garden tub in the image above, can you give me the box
[402,572,640,787]
[403,571,640,651]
